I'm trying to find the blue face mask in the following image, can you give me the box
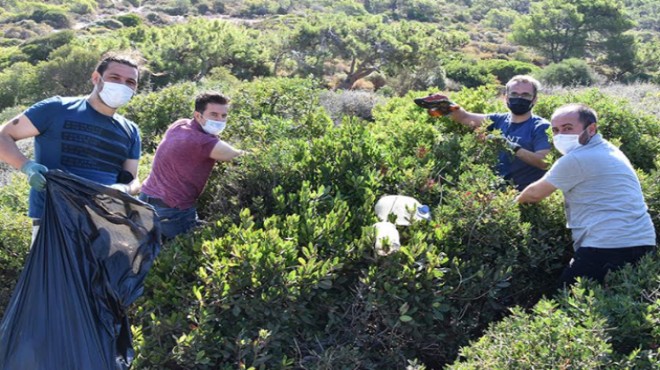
[202,119,226,135]
[507,97,533,115]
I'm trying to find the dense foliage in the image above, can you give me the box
[124,80,659,369]
[0,0,659,368]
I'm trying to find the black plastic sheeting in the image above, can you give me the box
[0,170,161,370]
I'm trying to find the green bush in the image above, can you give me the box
[131,81,595,368]
[0,175,31,318]
[122,82,198,151]
[33,45,101,100]
[114,13,142,27]
[94,18,125,30]
[66,0,97,15]
[162,0,194,16]
[482,59,541,85]
[450,253,660,369]
[0,62,38,110]
[235,0,280,17]
[18,30,75,64]
[481,8,519,30]
[1,76,656,369]
[535,58,599,87]
[30,8,72,29]
[444,59,498,88]
[449,298,614,369]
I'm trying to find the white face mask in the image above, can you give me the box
[202,119,226,135]
[553,134,580,155]
[99,80,134,108]
[553,127,593,155]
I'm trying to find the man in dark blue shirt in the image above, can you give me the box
[0,51,142,234]
[424,75,551,190]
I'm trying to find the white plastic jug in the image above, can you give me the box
[373,221,401,256]
[374,195,431,226]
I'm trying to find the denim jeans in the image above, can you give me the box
[138,194,198,240]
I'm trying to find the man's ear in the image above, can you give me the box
[193,111,203,122]
[589,123,598,134]
[91,71,101,86]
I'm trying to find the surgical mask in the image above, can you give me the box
[553,134,580,155]
[99,80,134,108]
[507,97,533,115]
[202,119,226,135]
[553,128,591,155]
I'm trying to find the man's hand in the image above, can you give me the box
[487,134,521,154]
[414,94,460,117]
[109,183,130,193]
[504,139,521,153]
[20,160,48,191]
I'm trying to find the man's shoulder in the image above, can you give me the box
[112,113,139,132]
[25,96,87,124]
[486,112,511,129]
[530,114,550,127]
[27,96,68,111]
[488,112,510,122]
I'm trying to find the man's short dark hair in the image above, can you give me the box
[506,75,542,97]
[195,92,230,113]
[95,51,142,76]
[552,103,598,128]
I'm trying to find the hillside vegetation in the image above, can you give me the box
[0,0,659,369]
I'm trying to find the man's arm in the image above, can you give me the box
[419,93,487,130]
[121,159,140,195]
[0,114,39,169]
[515,148,550,170]
[515,179,557,203]
[447,108,488,130]
[210,140,244,162]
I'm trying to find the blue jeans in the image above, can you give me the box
[138,194,198,240]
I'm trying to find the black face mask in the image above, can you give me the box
[507,97,533,115]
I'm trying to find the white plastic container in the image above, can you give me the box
[373,221,401,256]
[374,195,431,226]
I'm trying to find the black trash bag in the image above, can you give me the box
[0,170,161,370]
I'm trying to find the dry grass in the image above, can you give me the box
[544,82,660,119]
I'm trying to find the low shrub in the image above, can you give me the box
[115,13,142,27]
[0,175,31,318]
[535,58,599,88]
[2,78,655,369]
[122,82,198,151]
[30,8,73,29]
[444,59,498,89]
[131,82,593,368]
[449,253,660,369]
[481,59,541,85]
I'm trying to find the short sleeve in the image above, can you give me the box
[532,120,551,151]
[129,129,141,160]
[23,96,64,133]
[487,113,508,131]
[200,135,219,158]
[544,154,583,192]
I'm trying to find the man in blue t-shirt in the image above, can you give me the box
[421,75,551,190]
[0,51,142,232]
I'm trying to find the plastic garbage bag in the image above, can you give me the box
[374,195,431,226]
[0,170,161,370]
